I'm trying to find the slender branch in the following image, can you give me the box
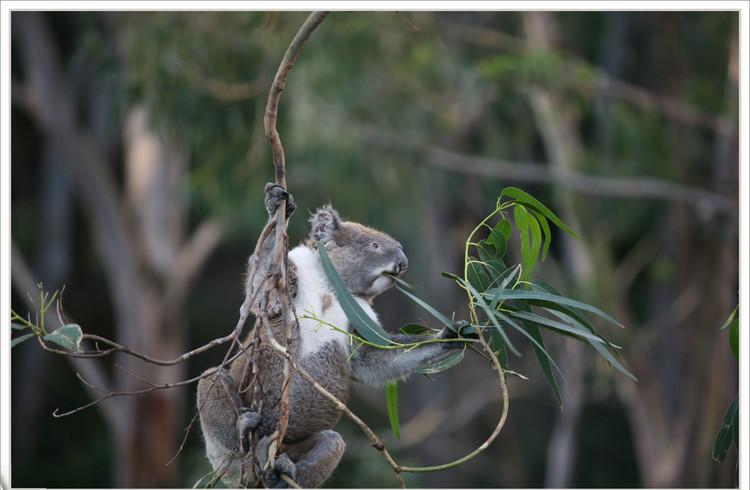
[260,10,329,466]
[10,242,124,434]
[51,346,249,418]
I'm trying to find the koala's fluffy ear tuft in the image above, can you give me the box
[310,205,341,243]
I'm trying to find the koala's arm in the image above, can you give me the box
[245,183,297,298]
[350,330,460,386]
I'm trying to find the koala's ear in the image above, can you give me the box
[309,205,341,243]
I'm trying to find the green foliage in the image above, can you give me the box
[712,395,738,463]
[318,245,392,346]
[713,306,739,467]
[386,382,400,439]
[44,324,83,352]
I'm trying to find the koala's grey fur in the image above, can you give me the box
[197,185,462,488]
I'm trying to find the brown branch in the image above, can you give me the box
[259,10,329,469]
[10,242,124,435]
[51,345,250,419]
[261,315,510,486]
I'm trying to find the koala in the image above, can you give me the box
[197,184,466,488]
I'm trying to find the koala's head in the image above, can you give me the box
[309,205,408,299]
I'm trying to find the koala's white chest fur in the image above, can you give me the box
[288,245,380,357]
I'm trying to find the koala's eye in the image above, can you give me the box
[371,242,379,250]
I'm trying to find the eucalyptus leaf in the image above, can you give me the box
[506,310,606,343]
[486,289,623,327]
[467,261,492,292]
[515,301,561,406]
[395,284,453,329]
[712,395,738,462]
[43,324,83,352]
[531,210,552,261]
[11,322,27,331]
[495,219,512,241]
[488,225,508,257]
[461,280,520,356]
[386,382,401,439]
[527,211,542,274]
[11,332,35,348]
[514,205,535,281]
[400,323,430,335]
[501,186,577,237]
[441,271,462,282]
[490,328,508,371]
[417,350,465,374]
[495,310,564,379]
[319,246,392,346]
[585,336,637,381]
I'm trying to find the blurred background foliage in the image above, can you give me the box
[10,10,738,488]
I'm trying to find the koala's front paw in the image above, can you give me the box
[438,320,478,348]
[264,183,296,218]
[237,407,261,453]
[265,453,297,489]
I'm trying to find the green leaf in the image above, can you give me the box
[516,301,561,406]
[495,310,564,380]
[506,310,607,343]
[585,335,638,381]
[43,324,83,352]
[720,306,738,330]
[543,307,621,350]
[395,284,453,329]
[527,211,542,276]
[461,280,520,356]
[729,319,738,358]
[490,328,508,371]
[713,395,738,462]
[514,205,535,281]
[386,382,401,440]
[495,219,512,240]
[441,271,462,282]
[11,332,35,348]
[531,210,552,261]
[467,261,492,292]
[488,224,508,257]
[400,323,430,335]
[319,246,392,346]
[417,350,465,374]
[485,289,623,327]
[11,322,27,330]
[501,186,577,237]
[721,306,739,358]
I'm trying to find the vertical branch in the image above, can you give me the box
[260,10,329,467]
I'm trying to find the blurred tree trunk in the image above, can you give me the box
[609,17,739,488]
[12,138,73,466]
[13,13,223,486]
[522,12,593,488]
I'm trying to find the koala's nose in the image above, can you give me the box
[396,250,409,274]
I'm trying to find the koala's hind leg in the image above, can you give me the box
[274,430,345,488]
[196,368,260,486]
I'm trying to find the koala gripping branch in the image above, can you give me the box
[245,11,511,489]
[242,11,330,487]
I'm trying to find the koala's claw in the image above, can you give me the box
[264,183,296,218]
[265,453,297,488]
[237,407,261,453]
[439,320,478,348]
